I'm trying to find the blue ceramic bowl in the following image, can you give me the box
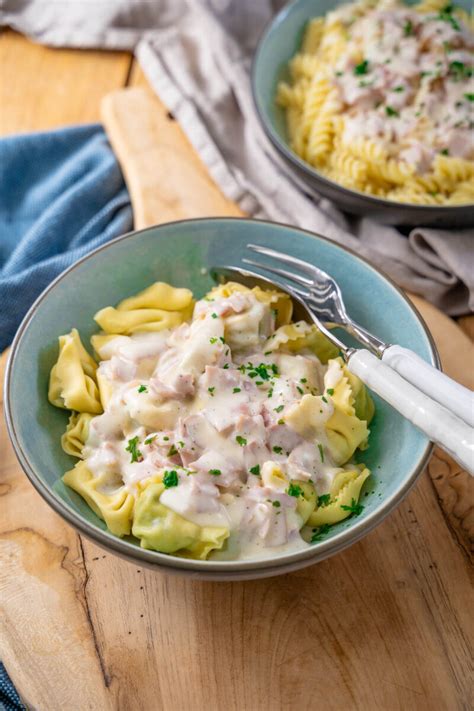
[252,0,474,228]
[5,218,436,580]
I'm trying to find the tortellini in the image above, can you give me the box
[94,281,194,335]
[286,357,373,465]
[325,408,370,466]
[61,412,94,458]
[294,480,317,525]
[132,479,229,559]
[63,461,135,537]
[326,357,375,423]
[48,329,103,414]
[206,281,293,327]
[264,322,339,363]
[260,463,316,525]
[308,466,370,527]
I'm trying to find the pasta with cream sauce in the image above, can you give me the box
[277,0,474,205]
[49,280,374,561]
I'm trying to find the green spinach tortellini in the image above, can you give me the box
[132,479,229,559]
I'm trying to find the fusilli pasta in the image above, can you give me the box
[277,0,474,205]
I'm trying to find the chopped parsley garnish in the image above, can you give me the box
[354,59,369,75]
[219,336,225,344]
[326,388,335,396]
[233,387,241,393]
[167,444,178,457]
[340,498,364,516]
[274,405,284,413]
[321,396,328,404]
[318,443,325,463]
[436,4,461,31]
[464,93,474,102]
[272,500,281,508]
[137,384,147,393]
[209,469,221,476]
[287,483,303,498]
[317,494,331,507]
[392,85,405,92]
[449,61,472,79]
[208,387,215,397]
[311,523,331,542]
[296,386,304,395]
[403,19,413,36]
[125,436,142,463]
[249,465,261,476]
[209,337,218,344]
[144,435,156,445]
[163,470,179,488]
[163,436,169,441]
[264,350,272,356]
[178,441,185,448]
[211,312,218,319]
[277,419,285,425]
[440,148,450,155]
[385,106,399,118]
[273,446,283,454]
[236,435,247,447]
[335,70,344,77]
[223,363,229,369]
[300,378,307,384]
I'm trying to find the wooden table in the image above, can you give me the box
[0,30,473,711]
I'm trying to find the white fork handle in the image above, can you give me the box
[382,345,474,428]
[348,350,474,475]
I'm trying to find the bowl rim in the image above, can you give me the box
[4,216,437,573]
[251,0,472,214]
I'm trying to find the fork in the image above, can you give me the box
[244,244,474,429]
[211,263,473,474]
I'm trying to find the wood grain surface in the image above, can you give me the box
[0,32,472,711]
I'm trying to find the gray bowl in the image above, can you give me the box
[252,0,474,228]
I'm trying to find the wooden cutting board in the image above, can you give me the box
[0,86,472,711]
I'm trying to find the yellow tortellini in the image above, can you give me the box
[63,461,134,537]
[61,412,94,458]
[294,480,317,525]
[48,329,103,414]
[325,407,370,466]
[94,281,194,335]
[206,281,293,327]
[90,333,124,359]
[264,322,339,363]
[327,357,375,423]
[132,479,229,559]
[308,466,370,527]
[285,356,373,466]
[324,357,373,464]
[260,463,316,525]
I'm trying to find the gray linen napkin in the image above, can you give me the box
[3,0,473,315]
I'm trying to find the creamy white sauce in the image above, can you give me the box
[84,292,346,560]
[331,2,474,170]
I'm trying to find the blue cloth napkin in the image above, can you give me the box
[0,123,133,352]
[0,663,25,711]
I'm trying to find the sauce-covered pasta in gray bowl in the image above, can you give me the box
[4,218,437,580]
[252,0,474,227]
